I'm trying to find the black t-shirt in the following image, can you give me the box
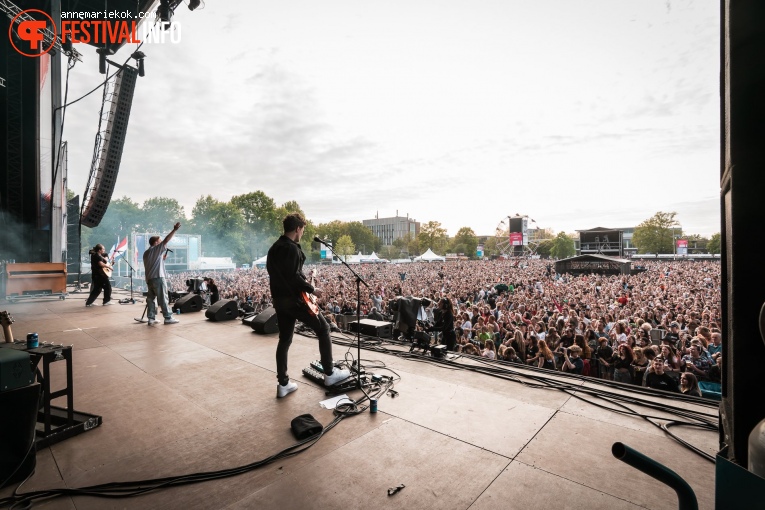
[91,252,108,279]
[567,357,584,374]
[646,372,679,393]
[596,344,613,361]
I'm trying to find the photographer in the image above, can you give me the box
[561,345,584,375]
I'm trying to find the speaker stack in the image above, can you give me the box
[205,300,238,322]
[172,293,204,314]
[250,306,279,334]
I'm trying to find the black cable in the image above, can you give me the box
[319,328,718,462]
[1,415,345,509]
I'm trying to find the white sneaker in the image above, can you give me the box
[277,381,298,398]
[103,301,114,306]
[147,319,157,325]
[324,368,351,387]
[164,318,179,324]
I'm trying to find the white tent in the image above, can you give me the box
[413,248,446,262]
[361,251,389,264]
[253,254,268,268]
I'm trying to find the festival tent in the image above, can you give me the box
[360,252,389,263]
[253,255,268,268]
[413,248,446,262]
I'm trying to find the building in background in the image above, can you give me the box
[363,213,420,246]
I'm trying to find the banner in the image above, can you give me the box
[676,239,688,255]
[509,232,523,246]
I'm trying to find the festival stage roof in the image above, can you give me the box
[0,288,717,509]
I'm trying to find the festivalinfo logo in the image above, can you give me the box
[8,8,181,57]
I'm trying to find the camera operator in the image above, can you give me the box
[432,298,456,351]
[205,277,219,305]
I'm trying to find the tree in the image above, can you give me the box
[190,196,246,261]
[346,221,376,254]
[550,232,575,259]
[536,239,554,258]
[632,211,680,254]
[335,235,355,261]
[231,191,281,262]
[87,196,142,259]
[140,197,185,233]
[707,232,721,254]
[452,227,478,258]
[418,221,448,253]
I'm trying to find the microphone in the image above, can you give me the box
[166,248,174,253]
[313,236,328,245]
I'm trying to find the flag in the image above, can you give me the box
[107,241,117,262]
[113,237,128,261]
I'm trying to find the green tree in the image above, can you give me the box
[190,196,246,261]
[316,220,346,245]
[231,191,280,262]
[536,239,554,258]
[140,197,185,233]
[707,232,721,254]
[482,236,498,258]
[87,196,142,260]
[335,234,355,261]
[418,221,448,253]
[347,221,376,254]
[632,211,680,254]
[550,232,575,259]
[452,227,478,258]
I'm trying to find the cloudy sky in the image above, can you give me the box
[63,0,720,238]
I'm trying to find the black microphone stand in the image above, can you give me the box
[115,251,141,305]
[316,238,371,401]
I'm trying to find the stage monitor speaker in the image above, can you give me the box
[251,306,279,334]
[0,383,40,488]
[205,300,238,321]
[172,293,203,313]
[349,319,393,338]
[81,66,138,227]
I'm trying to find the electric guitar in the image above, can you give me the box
[301,269,320,316]
[1,310,14,343]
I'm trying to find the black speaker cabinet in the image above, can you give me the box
[251,306,279,334]
[0,383,40,488]
[172,293,204,314]
[205,300,238,322]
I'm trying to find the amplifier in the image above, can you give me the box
[0,348,33,392]
[348,319,393,338]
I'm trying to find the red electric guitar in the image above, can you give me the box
[301,269,320,316]
[1,310,15,343]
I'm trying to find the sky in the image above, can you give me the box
[62,0,721,238]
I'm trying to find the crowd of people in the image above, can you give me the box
[166,257,722,397]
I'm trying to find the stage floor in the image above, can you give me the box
[1,288,719,510]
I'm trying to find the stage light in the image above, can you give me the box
[131,50,146,77]
[97,47,107,74]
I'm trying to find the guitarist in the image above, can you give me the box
[85,244,113,307]
[267,213,350,398]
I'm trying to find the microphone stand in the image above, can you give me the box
[115,251,141,305]
[317,238,371,401]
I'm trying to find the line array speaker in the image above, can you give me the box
[81,66,138,227]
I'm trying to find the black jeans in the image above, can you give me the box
[275,305,334,386]
[86,275,112,305]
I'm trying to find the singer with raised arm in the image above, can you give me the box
[85,243,113,307]
[267,213,350,398]
[143,222,181,325]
